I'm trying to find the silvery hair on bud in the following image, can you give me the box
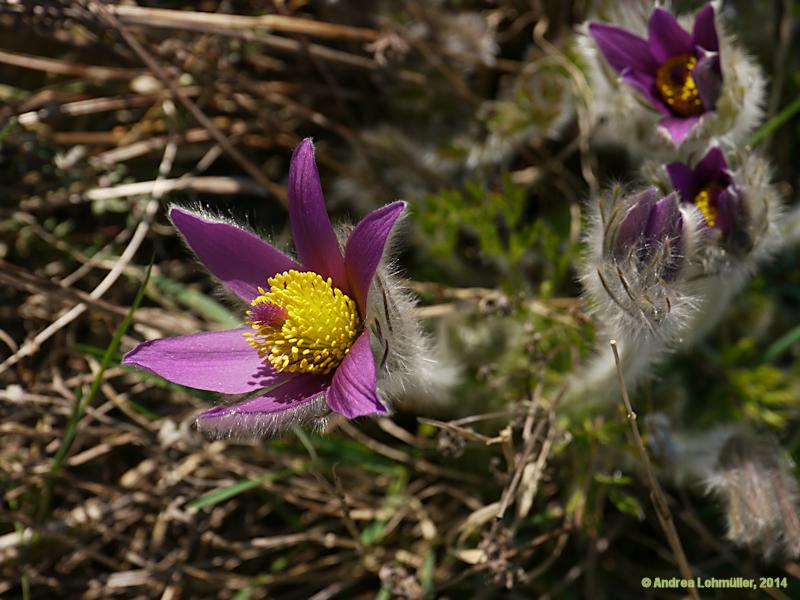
[696,9,765,149]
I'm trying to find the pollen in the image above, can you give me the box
[655,54,704,117]
[693,186,719,228]
[244,270,361,375]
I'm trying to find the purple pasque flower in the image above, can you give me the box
[123,139,406,436]
[589,4,722,144]
[612,187,685,280]
[666,146,738,234]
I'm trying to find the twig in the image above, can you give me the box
[108,5,379,42]
[108,11,425,85]
[339,421,483,484]
[610,340,699,599]
[85,176,268,200]
[0,48,143,80]
[15,89,201,127]
[494,384,547,521]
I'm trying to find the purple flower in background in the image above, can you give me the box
[123,139,406,436]
[612,188,684,280]
[589,4,722,144]
[666,147,738,233]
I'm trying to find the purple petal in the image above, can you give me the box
[123,328,282,394]
[692,4,719,52]
[715,187,739,233]
[621,71,671,115]
[646,193,682,241]
[694,146,729,185]
[196,374,331,438]
[288,139,348,292]
[666,162,697,202]
[615,187,658,255]
[647,8,693,63]
[658,115,701,144]
[344,201,406,316]
[170,207,298,302]
[693,52,723,111]
[648,193,684,279]
[325,332,386,419]
[589,22,659,76]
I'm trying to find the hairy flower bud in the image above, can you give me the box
[645,419,800,559]
[565,186,705,407]
[707,432,800,559]
[584,186,702,346]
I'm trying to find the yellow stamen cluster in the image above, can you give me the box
[244,270,360,375]
[656,54,704,117]
[693,187,719,228]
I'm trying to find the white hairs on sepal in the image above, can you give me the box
[360,219,453,407]
[197,392,331,440]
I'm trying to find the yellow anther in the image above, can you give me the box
[244,270,361,375]
[693,186,719,228]
[655,54,704,117]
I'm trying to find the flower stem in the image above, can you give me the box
[748,93,800,147]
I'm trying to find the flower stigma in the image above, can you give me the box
[244,270,361,374]
[655,54,704,117]
[693,184,721,228]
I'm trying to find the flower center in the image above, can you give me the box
[244,270,361,375]
[692,184,720,228]
[655,54,704,117]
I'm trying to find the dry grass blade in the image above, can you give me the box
[109,5,380,42]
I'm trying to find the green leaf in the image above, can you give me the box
[186,470,294,510]
[0,117,18,142]
[50,260,153,475]
[748,93,800,147]
[763,324,800,362]
[421,550,436,597]
[230,586,256,600]
[608,489,645,520]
